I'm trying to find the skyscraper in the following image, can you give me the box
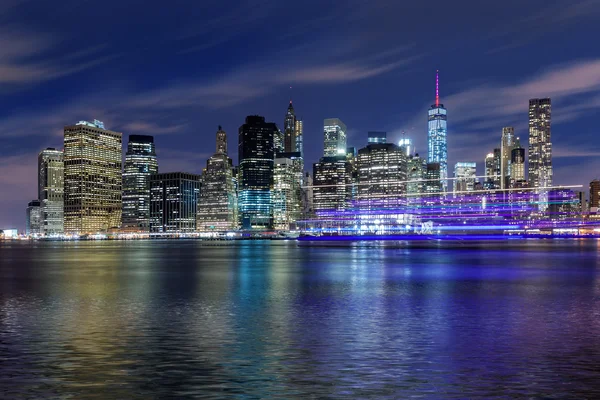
[356,142,407,211]
[149,172,200,233]
[484,148,501,190]
[454,162,477,195]
[510,137,526,187]
[425,163,442,195]
[197,127,238,231]
[323,118,347,156]
[238,115,277,230]
[284,101,296,153]
[500,127,515,189]
[313,156,352,216]
[63,120,122,234]
[427,71,448,193]
[122,135,158,232]
[590,179,600,214]
[273,153,302,230]
[38,148,64,235]
[26,200,42,235]
[294,119,303,156]
[398,138,413,156]
[528,98,552,210]
[367,131,387,144]
[407,154,427,201]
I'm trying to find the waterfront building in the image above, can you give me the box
[590,179,600,214]
[313,156,352,216]
[356,142,407,211]
[122,135,158,232]
[238,115,277,230]
[38,148,64,235]
[323,118,347,157]
[63,120,122,234]
[548,189,579,221]
[407,154,427,202]
[425,162,442,195]
[197,127,238,231]
[528,98,552,211]
[454,162,477,195]
[428,71,448,193]
[500,127,515,189]
[149,172,200,233]
[484,148,501,190]
[398,137,413,156]
[26,200,42,235]
[510,138,526,188]
[367,131,387,144]
[273,152,303,230]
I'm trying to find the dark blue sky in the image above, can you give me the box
[1,0,600,229]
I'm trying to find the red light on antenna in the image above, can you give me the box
[435,70,440,107]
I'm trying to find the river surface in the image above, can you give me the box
[1,240,599,399]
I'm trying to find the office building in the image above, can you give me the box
[122,135,158,232]
[26,200,42,235]
[295,119,304,156]
[454,162,477,195]
[356,143,407,210]
[407,154,427,201]
[548,189,579,221]
[428,71,448,193]
[149,172,200,233]
[63,120,122,234]
[484,148,501,190]
[238,115,277,229]
[500,127,515,189]
[283,101,304,155]
[38,148,64,235]
[590,179,600,214]
[510,137,526,187]
[528,98,552,210]
[398,137,413,156]
[367,131,387,144]
[302,171,314,219]
[323,118,347,156]
[313,156,352,216]
[425,162,442,195]
[273,153,303,230]
[198,126,238,231]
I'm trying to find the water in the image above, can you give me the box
[1,240,599,399]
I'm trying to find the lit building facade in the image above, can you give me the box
[510,137,526,187]
[313,156,352,216]
[367,131,387,144]
[428,72,448,193]
[398,138,413,156]
[273,152,303,230]
[26,200,42,235]
[528,98,552,211]
[122,135,158,232]
[323,118,347,156]
[198,126,238,231]
[407,154,427,201]
[425,162,442,195]
[356,143,407,210]
[63,120,122,234]
[38,148,64,235]
[149,172,200,233]
[590,179,600,214]
[500,127,515,189]
[238,115,277,230]
[484,148,501,190]
[454,162,477,195]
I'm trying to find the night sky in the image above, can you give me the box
[1,0,599,229]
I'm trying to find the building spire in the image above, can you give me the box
[435,70,439,107]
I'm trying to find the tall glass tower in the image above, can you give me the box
[427,71,448,194]
[38,148,64,235]
[528,99,552,185]
[238,115,277,230]
[122,135,158,232]
[323,118,347,156]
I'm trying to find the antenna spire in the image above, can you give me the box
[435,70,439,107]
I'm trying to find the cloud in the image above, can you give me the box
[120,121,188,135]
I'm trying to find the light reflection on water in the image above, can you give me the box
[1,240,600,398]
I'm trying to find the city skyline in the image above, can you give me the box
[1,0,600,229]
